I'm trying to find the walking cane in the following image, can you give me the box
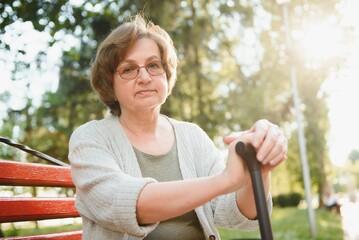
[235,141,274,240]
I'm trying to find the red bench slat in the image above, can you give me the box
[0,197,80,223]
[2,230,82,240]
[0,160,74,188]
[0,159,82,239]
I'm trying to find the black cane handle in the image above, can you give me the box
[235,141,273,240]
[235,141,261,172]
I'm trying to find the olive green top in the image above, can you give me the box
[134,141,206,240]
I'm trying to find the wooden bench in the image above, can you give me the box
[0,159,82,239]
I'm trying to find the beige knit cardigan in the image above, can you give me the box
[68,115,271,240]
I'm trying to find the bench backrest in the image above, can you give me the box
[0,160,82,239]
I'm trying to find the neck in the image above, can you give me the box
[119,112,161,137]
[118,110,174,155]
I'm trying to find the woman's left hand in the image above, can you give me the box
[223,119,288,174]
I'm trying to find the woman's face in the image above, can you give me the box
[113,38,168,115]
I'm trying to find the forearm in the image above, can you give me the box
[136,174,230,224]
[236,172,271,219]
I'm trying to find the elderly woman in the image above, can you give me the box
[68,14,287,240]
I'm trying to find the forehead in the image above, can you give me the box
[123,38,161,62]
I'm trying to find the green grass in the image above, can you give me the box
[219,207,343,240]
[3,207,342,239]
[3,223,82,237]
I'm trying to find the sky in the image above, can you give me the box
[0,0,358,167]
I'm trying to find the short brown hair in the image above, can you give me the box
[90,14,178,116]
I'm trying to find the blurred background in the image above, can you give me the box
[1,0,358,239]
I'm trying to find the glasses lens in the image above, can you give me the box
[119,65,138,79]
[146,61,165,76]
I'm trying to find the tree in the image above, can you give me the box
[0,0,344,203]
[1,0,256,141]
[349,149,359,164]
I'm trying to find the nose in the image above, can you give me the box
[137,67,151,83]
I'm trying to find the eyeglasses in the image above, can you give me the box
[115,61,165,80]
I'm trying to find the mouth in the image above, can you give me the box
[135,89,156,95]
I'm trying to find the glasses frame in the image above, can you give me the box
[114,61,166,80]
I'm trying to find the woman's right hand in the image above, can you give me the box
[220,132,253,194]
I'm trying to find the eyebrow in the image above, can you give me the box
[121,55,161,65]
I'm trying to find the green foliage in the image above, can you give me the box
[349,149,359,163]
[0,0,343,198]
[273,192,302,208]
[345,160,359,189]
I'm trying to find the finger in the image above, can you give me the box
[223,131,246,145]
[261,154,287,174]
[260,135,287,165]
[262,146,286,166]
[256,124,280,161]
[250,120,270,149]
[268,154,287,167]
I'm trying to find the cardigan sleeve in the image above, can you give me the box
[68,120,158,237]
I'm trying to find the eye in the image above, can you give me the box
[147,61,162,69]
[121,65,137,74]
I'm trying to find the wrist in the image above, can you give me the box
[217,171,239,194]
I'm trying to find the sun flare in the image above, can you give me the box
[295,22,343,65]
[291,0,359,166]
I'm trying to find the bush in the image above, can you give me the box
[288,192,302,206]
[273,192,302,208]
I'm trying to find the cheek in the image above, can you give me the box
[113,79,120,98]
[113,79,130,101]
[159,76,169,93]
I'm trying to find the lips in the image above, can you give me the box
[135,89,156,95]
